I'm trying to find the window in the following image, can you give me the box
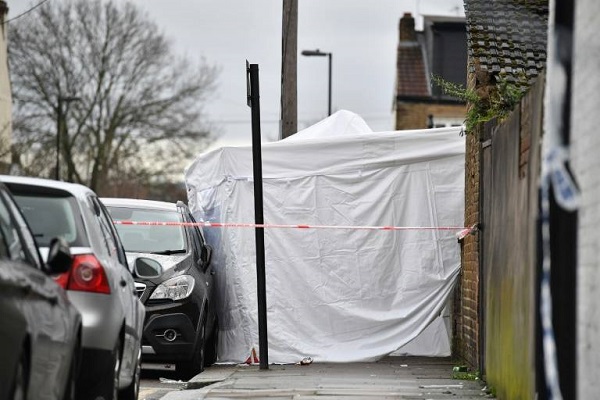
[106,206,186,254]
[91,196,118,257]
[430,116,465,128]
[13,193,85,247]
[98,201,129,268]
[1,191,42,269]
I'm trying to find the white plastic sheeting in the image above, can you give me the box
[185,110,465,364]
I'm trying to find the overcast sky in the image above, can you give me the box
[10,0,465,152]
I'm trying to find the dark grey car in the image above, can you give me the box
[102,198,218,380]
[0,181,82,400]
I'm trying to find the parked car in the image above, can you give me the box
[0,180,82,400]
[1,176,160,400]
[101,198,218,379]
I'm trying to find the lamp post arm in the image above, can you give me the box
[301,49,332,117]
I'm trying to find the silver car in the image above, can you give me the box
[1,176,156,400]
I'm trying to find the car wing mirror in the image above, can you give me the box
[205,245,212,266]
[46,237,72,274]
[199,245,212,270]
[134,257,163,279]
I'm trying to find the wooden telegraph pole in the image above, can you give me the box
[280,0,298,139]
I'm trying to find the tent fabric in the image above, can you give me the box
[185,111,465,364]
[282,109,373,141]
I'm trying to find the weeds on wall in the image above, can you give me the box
[431,74,526,135]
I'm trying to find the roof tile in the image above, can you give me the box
[396,43,429,97]
[464,0,548,88]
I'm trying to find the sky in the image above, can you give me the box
[10,0,465,153]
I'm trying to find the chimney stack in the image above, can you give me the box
[399,12,416,42]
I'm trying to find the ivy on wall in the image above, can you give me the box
[431,74,526,134]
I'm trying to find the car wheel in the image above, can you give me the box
[111,340,122,400]
[176,319,206,380]
[11,349,28,400]
[204,318,219,367]
[96,338,121,400]
[119,345,141,400]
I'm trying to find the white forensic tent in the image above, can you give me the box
[184,110,465,364]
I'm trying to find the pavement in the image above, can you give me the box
[158,356,495,399]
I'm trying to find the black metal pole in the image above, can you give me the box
[327,53,332,116]
[247,62,269,370]
[549,0,576,397]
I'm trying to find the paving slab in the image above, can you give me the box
[161,356,495,400]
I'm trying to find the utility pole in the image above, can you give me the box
[280,0,297,139]
[56,96,80,181]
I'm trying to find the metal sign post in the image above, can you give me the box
[246,61,269,370]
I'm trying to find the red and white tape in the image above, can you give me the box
[114,220,477,237]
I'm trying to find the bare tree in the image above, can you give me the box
[9,0,219,192]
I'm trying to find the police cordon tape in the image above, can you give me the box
[113,220,478,238]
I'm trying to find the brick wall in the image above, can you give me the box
[454,64,481,369]
[455,128,480,369]
[457,76,543,399]
[395,102,466,130]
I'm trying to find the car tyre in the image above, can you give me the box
[95,338,121,400]
[204,318,219,367]
[11,349,28,400]
[176,319,206,380]
[119,345,142,400]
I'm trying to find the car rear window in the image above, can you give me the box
[12,193,87,248]
[106,206,187,254]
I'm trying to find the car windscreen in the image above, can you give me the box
[12,193,87,247]
[105,206,187,254]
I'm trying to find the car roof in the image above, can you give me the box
[0,175,96,198]
[101,197,180,212]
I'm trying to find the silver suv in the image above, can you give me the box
[2,176,156,400]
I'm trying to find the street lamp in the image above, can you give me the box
[301,49,332,116]
[56,96,80,180]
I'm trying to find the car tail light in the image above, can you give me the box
[53,272,69,289]
[53,254,111,294]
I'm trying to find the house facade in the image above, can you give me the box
[394,13,467,130]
